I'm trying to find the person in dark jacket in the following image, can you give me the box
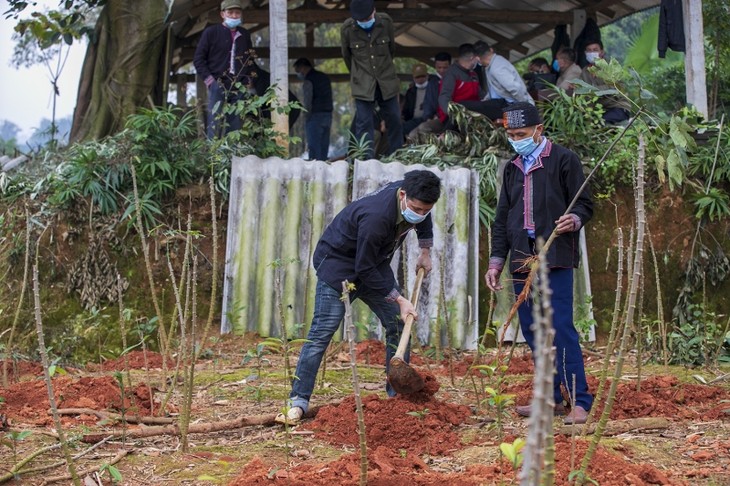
[276,170,442,425]
[250,63,301,129]
[401,63,431,137]
[341,0,403,159]
[193,0,256,138]
[486,102,593,426]
[294,58,333,161]
[580,40,631,124]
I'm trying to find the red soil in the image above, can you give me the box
[303,371,470,456]
[229,435,683,485]
[0,360,45,382]
[355,339,424,365]
[0,375,157,426]
[100,350,164,371]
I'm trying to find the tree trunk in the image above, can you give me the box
[70,0,167,142]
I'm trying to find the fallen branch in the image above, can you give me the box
[55,408,174,425]
[81,402,338,443]
[15,436,115,477]
[0,443,62,484]
[41,449,128,485]
[557,417,670,436]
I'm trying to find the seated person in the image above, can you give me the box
[406,52,452,141]
[580,40,631,124]
[474,40,534,113]
[437,43,489,125]
[402,63,431,137]
[523,57,557,99]
[554,48,582,93]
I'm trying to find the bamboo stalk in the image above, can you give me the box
[646,227,667,365]
[32,264,80,486]
[519,243,555,486]
[130,162,169,371]
[194,176,219,360]
[578,134,647,483]
[583,229,624,431]
[0,443,62,484]
[342,281,368,486]
[2,206,31,388]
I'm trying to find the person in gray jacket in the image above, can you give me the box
[341,0,403,159]
[474,41,534,108]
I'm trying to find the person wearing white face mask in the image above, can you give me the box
[486,102,594,426]
[401,63,431,137]
[194,0,256,138]
[275,170,441,425]
[579,40,631,124]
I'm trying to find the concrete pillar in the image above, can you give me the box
[269,0,289,155]
[683,0,708,118]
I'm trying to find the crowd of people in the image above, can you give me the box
[195,0,630,158]
[194,0,600,427]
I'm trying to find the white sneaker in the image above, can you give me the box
[274,406,303,425]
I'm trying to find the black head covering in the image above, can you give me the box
[350,0,375,21]
[502,102,542,129]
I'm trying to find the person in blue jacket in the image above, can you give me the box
[276,170,442,425]
[193,0,255,138]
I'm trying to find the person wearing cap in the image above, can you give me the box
[473,41,533,114]
[485,102,594,425]
[193,0,256,138]
[341,0,403,159]
[401,63,431,137]
[293,58,333,161]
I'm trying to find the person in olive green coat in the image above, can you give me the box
[341,0,403,159]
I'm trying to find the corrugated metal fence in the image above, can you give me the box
[221,156,480,349]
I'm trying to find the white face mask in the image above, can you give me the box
[415,81,428,89]
[585,52,601,64]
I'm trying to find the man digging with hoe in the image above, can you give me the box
[276,170,442,425]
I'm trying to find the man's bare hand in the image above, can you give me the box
[485,268,503,292]
[416,249,432,275]
[555,214,577,234]
[396,296,417,322]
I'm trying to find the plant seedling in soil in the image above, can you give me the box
[499,437,525,471]
[242,342,271,378]
[406,409,430,420]
[100,462,123,483]
[1,430,32,463]
[482,385,515,439]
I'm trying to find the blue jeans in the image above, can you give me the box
[206,82,246,139]
[513,268,593,411]
[289,279,409,412]
[353,86,403,159]
[305,112,332,161]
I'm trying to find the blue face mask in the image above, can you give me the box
[223,18,241,29]
[357,18,375,30]
[296,72,306,80]
[508,128,539,156]
[401,195,429,224]
[552,59,560,72]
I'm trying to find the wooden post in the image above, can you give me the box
[269,0,290,155]
[683,0,708,119]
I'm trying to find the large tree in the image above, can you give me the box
[6,0,168,142]
[70,0,167,141]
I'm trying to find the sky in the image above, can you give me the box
[0,0,86,142]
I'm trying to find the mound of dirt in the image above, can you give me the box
[512,375,730,421]
[0,360,45,382]
[228,435,682,486]
[0,375,156,426]
[304,371,470,455]
[100,350,164,371]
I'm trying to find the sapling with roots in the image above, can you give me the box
[342,280,368,486]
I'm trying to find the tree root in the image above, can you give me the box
[55,408,174,425]
[557,417,671,436]
[81,402,337,443]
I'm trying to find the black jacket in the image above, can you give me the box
[313,181,433,301]
[490,140,593,274]
[658,0,685,58]
[304,69,333,114]
[193,24,255,85]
